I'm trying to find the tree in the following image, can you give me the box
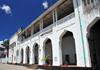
[1,39,9,57]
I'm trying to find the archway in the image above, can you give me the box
[21,48,24,63]
[26,46,30,64]
[33,43,39,64]
[88,20,100,70]
[43,38,53,65]
[60,31,76,65]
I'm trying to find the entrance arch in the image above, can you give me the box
[33,43,39,64]
[88,19,100,70]
[21,48,24,63]
[26,46,30,64]
[43,38,53,65]
[60,30,76,65]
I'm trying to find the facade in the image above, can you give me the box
[9,0,100,70]
[0,41,4,58]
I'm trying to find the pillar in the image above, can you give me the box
[55,8,58,23]
[26,31,27,38]
[30,46,33,64]
[31,26,34,36]
[23,48,27,64]
[52,10,55,23]
[40,19,43,30]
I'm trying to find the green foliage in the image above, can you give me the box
[65,61,68,64]
[41,54,51,61]
[1,39,9,57]
[1,39,9,48]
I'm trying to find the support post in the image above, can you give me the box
[31,26,34,36]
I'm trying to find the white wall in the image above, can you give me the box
[62,36,76,64]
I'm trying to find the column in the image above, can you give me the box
[40,19,43,30]
[20,49,22,63]
[40,21,42,31]
[55,8,58,22]
[18,37,21,63]
[31,26,34,36]
[39,42,45,65]
[30,47,33,64]
[52,10,55,23]
[41,19,43,30]
[33,47,35,64]
[23,48,27,64]
[26,31,27,38]
[59,40,62,65]
[52,38,61,66]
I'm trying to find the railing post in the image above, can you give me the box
[40,19,43,31]
[31,26,34,36]
[55,8,58,23]
[52,10,55,23]
[26,31,27,38]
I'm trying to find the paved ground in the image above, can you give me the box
[0,63,45,70]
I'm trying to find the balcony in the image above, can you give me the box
[21,12,75,44]
[21,0,75,43]
[83,0,100,13]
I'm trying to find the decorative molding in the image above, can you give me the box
[40,29,53,37]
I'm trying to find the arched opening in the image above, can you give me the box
[88,20,100,70]
[21,48,24,63]
[26,46,30,64]
[33,43,39,64]
[60,31,76,65]
[16,50,19,63]
[43,38,53,65]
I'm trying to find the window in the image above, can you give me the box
[0,48,4,51]
[91,0,94,3]
[84,0,87,6]
[87,0,90,4]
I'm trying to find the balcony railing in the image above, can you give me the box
[83,0,100,13]
[57,12,75,25]
[42,24,53,33]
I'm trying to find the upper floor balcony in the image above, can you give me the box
[20,0,75,44]
[82,0,100,13]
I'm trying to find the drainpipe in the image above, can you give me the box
[76,0,86,67]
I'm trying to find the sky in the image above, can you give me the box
[0,0,57,41]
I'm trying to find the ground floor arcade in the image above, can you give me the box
[13,30,77,66]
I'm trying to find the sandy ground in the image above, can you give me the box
[0,63,45,70]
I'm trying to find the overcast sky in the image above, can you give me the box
[0,0,57,41]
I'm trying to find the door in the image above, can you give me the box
[65,55,70,64]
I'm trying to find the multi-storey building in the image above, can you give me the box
[0,41,4,58]
[9,0,100,70]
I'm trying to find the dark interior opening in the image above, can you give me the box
[88,20,100,70]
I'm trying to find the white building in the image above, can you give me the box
[9,0,100,70]
[0,41,5,58]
